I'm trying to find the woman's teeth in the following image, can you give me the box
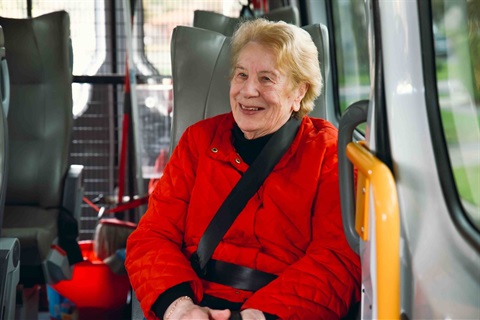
[241,104,259,111]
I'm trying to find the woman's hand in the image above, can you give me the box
[240,308,266,320]
[164,296,231,320]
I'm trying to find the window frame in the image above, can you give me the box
[418,0,480,250]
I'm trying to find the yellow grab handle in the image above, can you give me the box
[346,141,400,320]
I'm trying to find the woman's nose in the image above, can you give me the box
[240,78,259,97]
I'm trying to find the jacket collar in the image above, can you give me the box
[208,112,311,171]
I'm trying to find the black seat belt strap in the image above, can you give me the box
[192,117,301,273]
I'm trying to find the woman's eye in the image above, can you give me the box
[262,76,272,82]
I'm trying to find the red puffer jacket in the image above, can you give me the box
[126,112,361,320]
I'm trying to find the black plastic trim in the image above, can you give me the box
[372,0,393,171]
[338,99,369,254]
[325,0,341,121]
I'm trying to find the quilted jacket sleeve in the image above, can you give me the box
[242,134,361,319]
[125,126,203,320]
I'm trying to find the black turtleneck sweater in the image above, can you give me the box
[232,124,273,165]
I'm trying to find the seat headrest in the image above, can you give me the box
[193,6,300,36]
[0,11,71,85]
[193,10,240,36]
[262,6,300,26]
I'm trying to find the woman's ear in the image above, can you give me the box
[293,83,308,112]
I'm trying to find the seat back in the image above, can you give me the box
[262,6,300,26]
[193,10,240,36]
[170,22,329,151]
[0,25,7,235]
[193,6,300,35]
[0,11,74,285]
[1,11,73,207]
[170,26,230,150]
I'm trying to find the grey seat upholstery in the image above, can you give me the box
[0,11,83,286]
[0,25,21,320]
[193,10,241,36]
[0,25,7,234]
[262,6,301,26]
[193,6,300,36]
[170,22,329,150]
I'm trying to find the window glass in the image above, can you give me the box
[1,1,99,80]
[32,1,99,76]
[0,0,26,18]
[433,0,480,228]
[142,0,241,76]
[17,0,103,117]
[331,0,370,117]
[135,1,241,180]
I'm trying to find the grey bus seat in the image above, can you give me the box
[0,11,84,287]
[193,6,300,36]
[0,24,21,320]
[193,10,240,36]
[0,24,7,236]
[262,6,301,26]
[170,22,329,150]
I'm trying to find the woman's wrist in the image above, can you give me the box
[164,296,193,320]
[152,282,194,319]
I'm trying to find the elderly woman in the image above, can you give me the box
[126,18,360,320]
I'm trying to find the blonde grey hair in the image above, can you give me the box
[230,18,322,118]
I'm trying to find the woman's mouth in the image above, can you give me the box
[240,104,262,111]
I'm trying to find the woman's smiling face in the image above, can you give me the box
[230,41,306,140]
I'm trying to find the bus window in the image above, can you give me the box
[137,1,241,181]
[141,0,241,76]
[331,0,370,121]
[433,0,480,229]
[0,1,25,18]
[1,0,102,117]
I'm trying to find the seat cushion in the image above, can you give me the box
[2,205,59,265]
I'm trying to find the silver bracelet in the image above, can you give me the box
[164,296,193,320]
